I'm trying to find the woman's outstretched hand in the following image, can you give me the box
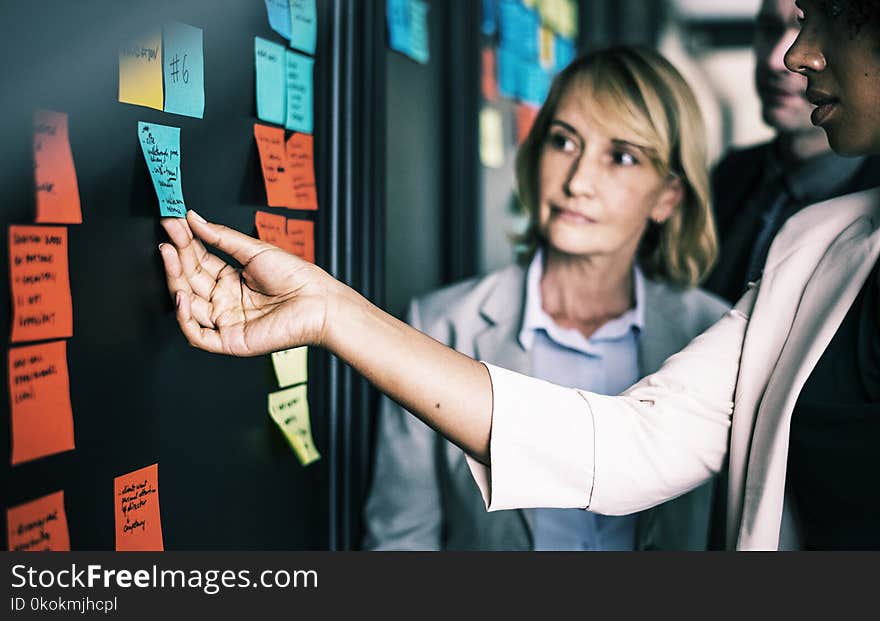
[159,210,336,356]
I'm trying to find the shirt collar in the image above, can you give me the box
[767,139,865,204]
[518,248,645,354]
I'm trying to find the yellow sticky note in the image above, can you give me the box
[271,347,308,388]
[539,26,555,70]
[268,385,320,466]
[558,0,578,39]
[480,107,505,169]
[523,0,537,7]
[119,29,164,110]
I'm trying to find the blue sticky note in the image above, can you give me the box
[285,49,314,134]
[138,122,186,217]
[556,36,576,72]
[290,0,317,55]
[255,37,287,125]
[521,63,551,106]
[162,22,205,119]
[265,0,291,39]
[520,6,539,62]
[499,0,519,52]
[387,0,410,57]
[497,47,517,99]
[481,0,498,36]
[407,0,430,64]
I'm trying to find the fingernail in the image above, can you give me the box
[175,292,182,308]
[158,243,166,252]
[189,210,206,224]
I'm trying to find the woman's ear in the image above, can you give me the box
[650,175,683,224]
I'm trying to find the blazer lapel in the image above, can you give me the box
[737,215,880,549]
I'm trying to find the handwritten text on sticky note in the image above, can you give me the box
[285,50,314,134]
[138,122,186,217]
[255,37,287,126]
[255,212,315,262]
[290,0,317,55]
[163,22,205,119]
[114,463,164,551]
[6,491,71,551]
[119,29,164,111]
[268,385,320,466]
[254,124,295,207]
[9,226,73,343]
[286,132,318,210]
[9,340,75,465]
[33,110,81,224]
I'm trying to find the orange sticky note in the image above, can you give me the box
[516,103,541,145]
[9,225,73,343]
[286,132,318,211]
[481,48,499,101]
[114,463,164,551]
[33,110,82,224]
[8,341,76,465]
[6,491,71,551]
[254,123,297,208]
[255,212,315,263]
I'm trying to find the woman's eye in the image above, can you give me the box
[612,151,638,166]
[549,133,577,153]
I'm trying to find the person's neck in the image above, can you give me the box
[539,248,635,339]
[777,128,834,166]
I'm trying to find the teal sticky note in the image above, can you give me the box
[407,0,430,64]
[285,50,314,134]
[290,0,317,55]
[387,0,410,56]
[138,122,186,217]
[162,22,205,119]
[265,0,291,39]
[255,37,287,126]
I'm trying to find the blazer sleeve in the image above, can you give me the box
[467,286,758,516]
[362,299,445,550]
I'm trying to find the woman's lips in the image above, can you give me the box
[806,89,840,126]
[551,206,597,224]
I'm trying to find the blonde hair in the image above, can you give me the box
[515,46,718,287]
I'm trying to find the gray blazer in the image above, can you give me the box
[362,264,731,550]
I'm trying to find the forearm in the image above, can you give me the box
[324,284,493,464]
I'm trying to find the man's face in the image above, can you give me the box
[754,0,815,131]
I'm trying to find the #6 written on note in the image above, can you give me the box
[255,212,315,262]
[119,28,164,111]
[138,122,186,217]
[286,132,318,210]
[268,384,320,466]
[9,225,73,343]
[8,340,75,466]
[285,49,314,134]
[162,22,205,119]
[6,491,71,551]
[254,124,296,207]
[255,37,287,126]
[271,346,308,388]
[114,463,164,551]
[33,110,82,224]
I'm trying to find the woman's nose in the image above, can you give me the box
[564,155,597,197]
[784,27,826,75]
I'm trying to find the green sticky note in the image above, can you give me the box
[271,346,308,388]
[285,49,314,134]
[255,37,287,125]
[163,22,205,119]
[290,0,317,55]
[138,122,186,217]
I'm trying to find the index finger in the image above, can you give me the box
[186,210,270,267]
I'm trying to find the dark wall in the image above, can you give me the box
[1,0,331,550]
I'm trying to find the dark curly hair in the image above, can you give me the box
[818,0,880,37]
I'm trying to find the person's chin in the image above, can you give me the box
[825,124,872,157]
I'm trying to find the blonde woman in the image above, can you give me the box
[361,47,728,550]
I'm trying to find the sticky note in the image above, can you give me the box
[521,63,551,106]
[539,26,555,70]
[555,36,575,72]
[254,124,296,207]
[114,463,164,551]
[290,0,317,55]
[8,341,75,465]
[480,107,505,169]
[119,29,163,111]
[286,132,318,210]
[516,103,540,144]
[387,0,411,57]
[271,346,308,387]
[482,48,499,101]
[285,50,314,134]
[264,0,291,39]
[9,226,73,343]
[255,212,315,262]
[255,37,287,126]
[481,0,498,36]
[138,122,186,217]
[6,491,71,551]
[407,0,430,65]
[268,385,321,466]
[33,110,81,224]
[497,47,517,99]
[162,22,205,119]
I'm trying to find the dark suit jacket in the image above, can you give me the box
[704,142,880,304]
